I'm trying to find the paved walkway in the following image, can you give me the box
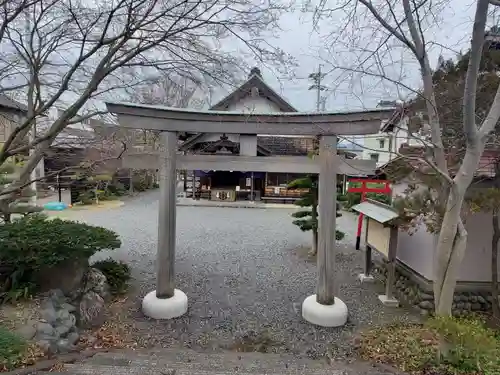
[64,191,418,358]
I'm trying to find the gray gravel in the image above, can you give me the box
[68,191,418,357]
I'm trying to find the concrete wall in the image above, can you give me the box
[392,183,500,283]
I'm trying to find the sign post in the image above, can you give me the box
[352,199,401,307]
[347,178,391,250]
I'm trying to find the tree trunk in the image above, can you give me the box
[492,209,500,319]
[433,188,468,315]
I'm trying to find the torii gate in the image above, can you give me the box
[106,102,391,327]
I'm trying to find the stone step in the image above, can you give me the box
[63,364,344,375]
[83,349,330,371]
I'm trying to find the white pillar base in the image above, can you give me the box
[378,294,399,307]
[142,289,188,319]
[357,273,375,283]
[302,294,348,327]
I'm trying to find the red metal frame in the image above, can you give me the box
[347,178,392,249]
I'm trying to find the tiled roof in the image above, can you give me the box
[257,136,314,156]
[0,94,27,113]
[379,144,500,179]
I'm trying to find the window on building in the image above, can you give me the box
[266,173,303,187]
[379,139,385,148]
[370,153,379,162]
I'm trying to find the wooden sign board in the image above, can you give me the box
[366,218,391,258]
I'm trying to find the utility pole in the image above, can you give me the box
[308,65,327,111]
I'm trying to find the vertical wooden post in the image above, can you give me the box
[364,217,372,276]
[156,131,177,299]
[317,135,337,305]
[385,226,399,300]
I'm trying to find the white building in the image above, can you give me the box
[361,106,428,167]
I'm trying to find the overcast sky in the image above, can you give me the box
[209,0,482,112]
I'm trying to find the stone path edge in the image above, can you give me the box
[4,348,108,375]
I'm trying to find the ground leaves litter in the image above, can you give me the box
[356,322,492,375]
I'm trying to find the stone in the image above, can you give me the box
[34,259,88,296]
[36,322,56,338]
[40,305,58,324]
[357,273,374,283]
[419,300,434,310]
[453,295,460,302]
[420,292,433,301]
[378,295,399,307]
[16,322,37,340]
[84,268,111,301]
[48,289,66,305]
[301,294,348,327]
[55,324,71,337]
[472,303,482,311]
[420,309,430,317]
[78,291,106,329]
[61,303,76,313]
[66,332,80,345]
[464,302,472,311]
[457,302,465,309]
[142,289,189,320]
[56,338,77,354]
[470,295,478,303]
[36,339,57,354]
[57,309,76,327]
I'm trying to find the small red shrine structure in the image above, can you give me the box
[347,178,392,249]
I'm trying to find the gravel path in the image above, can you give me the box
[66,191,418,357]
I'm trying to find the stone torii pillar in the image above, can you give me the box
[142,131,188,319]
[301,135,348,327]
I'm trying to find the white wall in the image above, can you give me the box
[392,182,500,283]
[192,91,284,146]
[227,96,282,113]
[362,116,426,167]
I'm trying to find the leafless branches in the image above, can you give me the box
[0,0,291,202]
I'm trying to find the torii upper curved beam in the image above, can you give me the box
[105,102,392,136]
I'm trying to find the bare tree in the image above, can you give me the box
[0,0,291,212]
[314,0,500,315]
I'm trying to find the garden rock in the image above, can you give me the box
[56,338,77,354]
[67,332,80,346]
[40,305,58,324]
[34,289,79,354]
[35,259,88,295]
[36,339,58,354]
[61,302,76,313]
[78,290,106,328]
[84,268,111,301]
[16,322,37,340]
[36,322,56,338]
[418,300,433,310]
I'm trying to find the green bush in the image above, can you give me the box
[93,258,131,295]
[428,316,500,374]
[108,182,127,196]
[0,326,27,370]
[0,214,121,302]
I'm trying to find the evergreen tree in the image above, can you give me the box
[289,175,344,256]
[0,162,42,223]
